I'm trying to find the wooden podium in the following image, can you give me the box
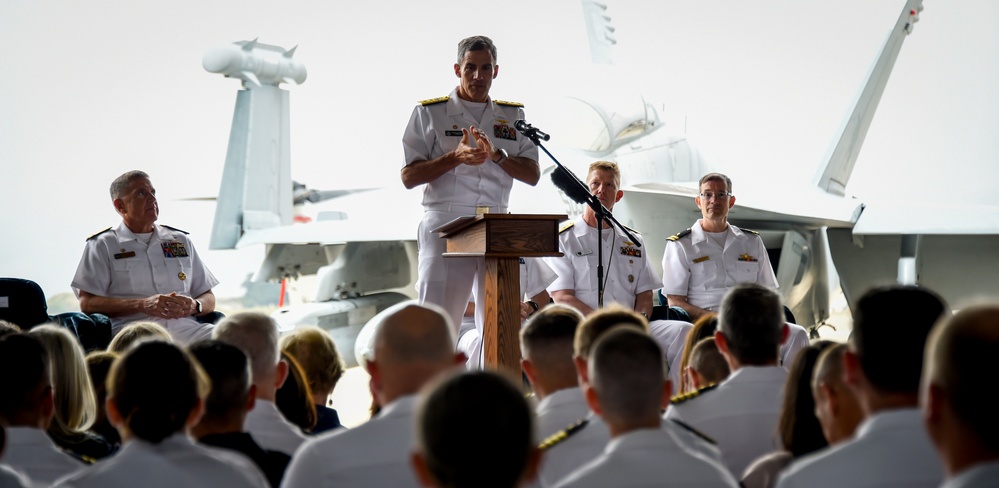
[436,213,566,378]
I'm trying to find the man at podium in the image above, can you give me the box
[400,35,540,334]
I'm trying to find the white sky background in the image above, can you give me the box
[2,0,998,301]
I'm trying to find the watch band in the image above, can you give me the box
[493,148,509,165]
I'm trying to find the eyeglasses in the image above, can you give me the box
[699,192,731,201]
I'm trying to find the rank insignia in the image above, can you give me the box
[620,246,641,257]
[161,241,189,258]
[693,256,710,264]
[494,124,517,141]
[178,272,187,281]
[738,254,758,262]
[113,250,136,259]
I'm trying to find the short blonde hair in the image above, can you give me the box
[30,324,97,435]
[108,321,172,354]
[587,161,621,188]
[280,326,346,396]
[573,305,648,359]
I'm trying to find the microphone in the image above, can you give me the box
[514,119,551,141]
[551,167,591,204]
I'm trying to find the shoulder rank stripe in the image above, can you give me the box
[742,228,760,236]
[539,418,589,450]
[559,220,574,234]
[87,227,112,241]
[419,96,449,106]
[622,224,641,235]
[494,99,524,107]
[161,225,189,235]
[666,228,692,242]
[668,419,717,445]
[670,382,718,405]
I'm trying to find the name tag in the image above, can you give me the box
[445,130,463,137]
[114,251,136,259]
[693,256,710,263]
[576,250,593,256]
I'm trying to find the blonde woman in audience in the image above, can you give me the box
[85,350,121,447]
[676,314,718,394]
[280,326,347,433]
[106,320,171,354]
[30,324,116,460]
[53,340,268,488]
[275,352,318,433]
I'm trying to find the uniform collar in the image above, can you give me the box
[446,87,493,118]
[377,395,418,420]
[854,407,923,440]
[606,427,683,455]
[536,387,587,415]
[691,219,746,245]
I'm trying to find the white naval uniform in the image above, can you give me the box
[1,427,83,487]
[402,88,539,338]
[0,464,29,488]
[52,434,268,488]
[661,219,809,367]
[458,257,558,369]
[537,388,722,488]
[544,216,692,386]
[552,428,739,488]
[942,461,999,488]
[71,222,219,343]
[664,366,788,477]
[243,399,307,456]
[282,395,421,488]
[775,408,944,488]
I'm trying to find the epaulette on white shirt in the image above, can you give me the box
[559,220,574,234]
[666,228,692,242]
[87,227,113,241]
[494,99,524,107]
[419,96,449,106]
[670,382,718,405]
[161,225,189,235]
[538,418,589,450]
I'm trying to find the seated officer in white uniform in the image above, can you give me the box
[776,286,947,488]
[401,35,540,341]
[554,328,737,488]
[282,302,465,488]
[72,170,218,343]
[922,305,999,488]
[664,283,791,477]
[661,172,808,367]
[544,161,692,388]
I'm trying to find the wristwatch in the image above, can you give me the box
[527,300,540,316]
[492,148,509,165]
[193,299,203,315]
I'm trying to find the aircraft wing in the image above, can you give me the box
[852,200,999,235]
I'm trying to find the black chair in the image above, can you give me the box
[0,277,113,351]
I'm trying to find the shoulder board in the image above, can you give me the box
[65,450,96,465]
[667,419,717,445]
[559,220,574,234]
[87,227,113,241]
[419,96,449,106]
[742,228,760,236]
[670,382,718,405]
[622,225,641,235]
[538,418,589,451]
[161,225,189,235]
[666,228,692,242]
[494,99,524,107]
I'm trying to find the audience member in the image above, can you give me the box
[53,340,268,488]
[189,340,291,488]
[685,337,730,390]
[741,340,834,488]
[212,312,307,456]
[811,343,863,445]
[412,370,540,488]
[30,324,115,460]
[665,282,789,476]
[776,285,947,488]
[282,301,464,488]
[554,328,737,487]
[84,350,122,447]
[275,352,317,433]
[676,314,718,394]
[0,334,83,485]
[0,426,30,488]
[520,304,586,440]
[0,319,21,338]
[922,304,999,487]
[279,326,347,434]
[106,320,172,354]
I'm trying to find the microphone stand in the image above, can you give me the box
[517,121,640,309]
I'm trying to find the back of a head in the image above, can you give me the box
[718,283,784,365]
[0,334,50,423]
[30,324,97,434]
[188,340,252,420]
[276,352,317,431]
[779,340,835,457]
[520,305,584,377]
[280,326,346,397]
[573,306,648,359]
[107,321,172,354]
[0,319,22,339]
[589,327,666,427]
[374,302,455,366]
[86,351,119,412]
[416,370,534,488]
[688,337,730,386]
[213,312,280,386]
[108,340,209,443]
[924,304,999,452]
[852,285,946,394]
[679,314,719,393]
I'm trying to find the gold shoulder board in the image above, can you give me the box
[494,99,524,107]
[538,418,589,450]
[419,96,449,106]
[669,382,718,405]
[666,228,692,242]
[87,227,112,241]
[559,220,575,234]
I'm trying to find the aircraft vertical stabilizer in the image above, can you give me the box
[813,0,923,196]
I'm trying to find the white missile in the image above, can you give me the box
[203,38,307,87]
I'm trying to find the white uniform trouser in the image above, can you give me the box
[648,319,693,393]
[417,210,486,344]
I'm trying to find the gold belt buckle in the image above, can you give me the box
[475,206,490,215]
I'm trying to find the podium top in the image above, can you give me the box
[433,213,568,238]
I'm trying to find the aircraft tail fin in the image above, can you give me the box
[813,0,923,196]
[581,0,618,65]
